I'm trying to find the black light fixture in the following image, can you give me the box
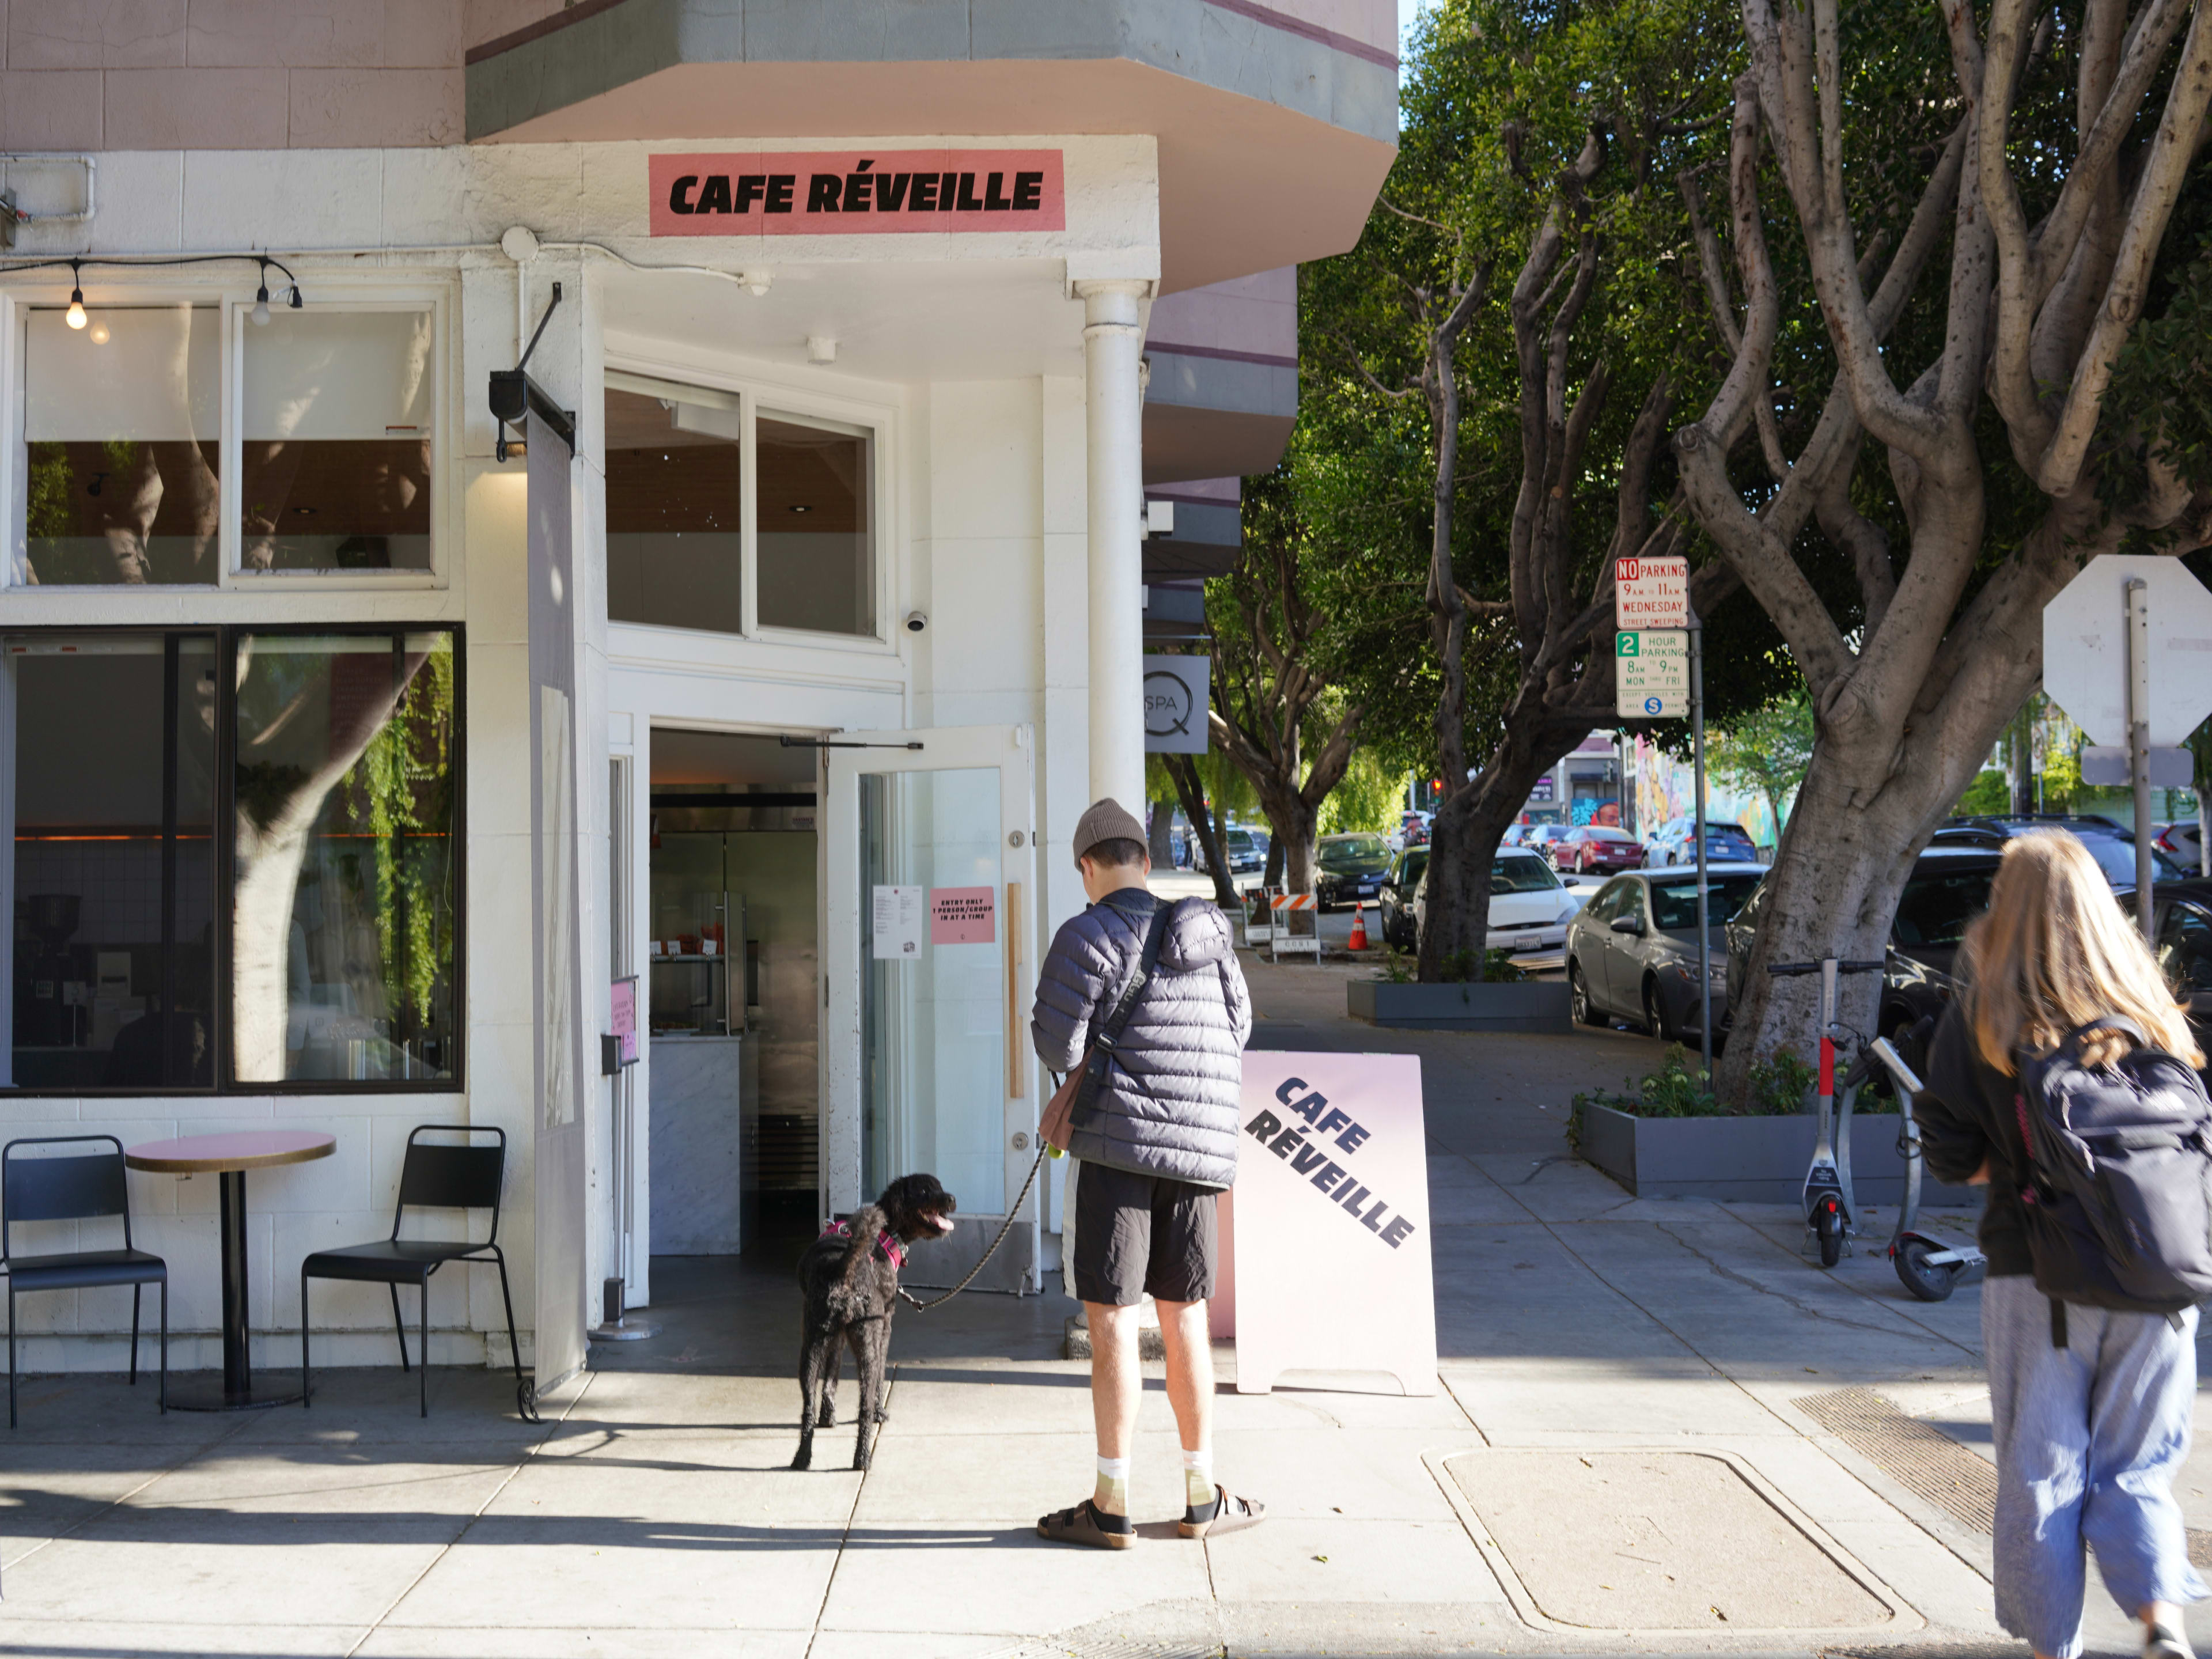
[65,260,85,330]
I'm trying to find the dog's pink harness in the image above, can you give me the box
[821,1218,904,1270]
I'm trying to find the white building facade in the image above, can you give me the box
[0,0,1394,1392]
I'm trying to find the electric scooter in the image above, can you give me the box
[1767,957,1886,1267]
[1866,1029,1988,1301]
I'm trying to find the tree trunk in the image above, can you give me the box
[1147,797,1176,868]
[1419,726,1572,976]
[1262,834,1285,890]
[1258,786,1317,897]
[1164,753,1238,909]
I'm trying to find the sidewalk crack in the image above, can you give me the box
[1650,1221,1924,1340]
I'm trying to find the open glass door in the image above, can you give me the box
[823,725,1039,1292]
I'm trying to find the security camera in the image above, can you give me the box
[905,611,928,633]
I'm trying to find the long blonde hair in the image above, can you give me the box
[1959,830,2203,1074]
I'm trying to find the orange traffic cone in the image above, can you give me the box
[1348,903,1370,952]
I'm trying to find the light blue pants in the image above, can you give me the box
[1984,1274,2205,1658]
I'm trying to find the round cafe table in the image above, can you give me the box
[124,1130,335,1411]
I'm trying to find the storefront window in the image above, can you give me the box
[0,627,461,1093]
[757,412,874,636]
[241,310,434,573]
[605,373,744,635]
[6,634,218,1088]
[233,632,460,1083]
[16,306,221,586]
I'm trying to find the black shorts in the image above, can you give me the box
[1070,1161,1219,1306]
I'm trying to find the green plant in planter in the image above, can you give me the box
[1746,1050,1817,1116]
[1373,946,1528,984]
[1572,1045,1720,1119]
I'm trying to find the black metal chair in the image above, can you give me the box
[3,1135,168,1429]
[300,1124,529,1419]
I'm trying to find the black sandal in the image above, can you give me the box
[1038,1497,1135,1549]
[1180,1484,1264,1539]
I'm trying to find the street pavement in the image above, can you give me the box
[6,934,2212,1656]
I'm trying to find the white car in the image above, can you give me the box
[1412,849,1589,956]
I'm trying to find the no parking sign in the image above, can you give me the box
[1226,1051,1437,1395]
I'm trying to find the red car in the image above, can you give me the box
[1556,825,1647,874]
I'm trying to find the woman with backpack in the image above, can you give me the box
[1917,831,2207,1659]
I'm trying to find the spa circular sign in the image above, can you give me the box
[1145,670,1195,738]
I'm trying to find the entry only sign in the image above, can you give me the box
[1224,1051,1437,1396]
[1616,630,1689,718]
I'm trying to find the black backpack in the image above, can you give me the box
[2014,1015,2212,1322]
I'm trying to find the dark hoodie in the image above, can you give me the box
[1914,1001,2032,1278]
[1031,888,1253,1188]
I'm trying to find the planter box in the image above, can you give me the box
[1347,978,1573,1033]
[1573,1101,1981,1207]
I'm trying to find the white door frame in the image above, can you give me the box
[820,723,1041,1283]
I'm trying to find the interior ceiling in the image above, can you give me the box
[606,391,862,534]
[650,728,818,786]
[479,58,1396,294]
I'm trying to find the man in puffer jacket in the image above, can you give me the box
[1031,798,1262,1551]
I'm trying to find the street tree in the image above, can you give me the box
[1706,686,1815,832]
[1323,0,1753,983]
[1677,0,2212,1090]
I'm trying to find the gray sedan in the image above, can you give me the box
[1563,865,1767,1040]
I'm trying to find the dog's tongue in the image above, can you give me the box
[926,1211,955,1235]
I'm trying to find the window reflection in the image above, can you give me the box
[241,312,434,573]
[757,413,873,636]
[605,375,744,634]
[6,634,218,1088]
[16,306,221,586]
[233,632,459,1082]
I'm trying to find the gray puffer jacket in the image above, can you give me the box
[1032,889,1252,1189]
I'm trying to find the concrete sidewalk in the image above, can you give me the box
[6,946,2211,1657]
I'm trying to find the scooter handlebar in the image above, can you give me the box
[1869,1035,1927,1097]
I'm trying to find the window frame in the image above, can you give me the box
[601,345,897,654]
[0,279,457,595]
[0,620,467,1097]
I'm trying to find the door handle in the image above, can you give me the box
[1005,880,1023,1100]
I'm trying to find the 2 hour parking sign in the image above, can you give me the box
[1616,630,1688,718]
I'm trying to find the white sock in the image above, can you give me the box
[1094,1455,1130,1516]
[1183,1445,1214,1509]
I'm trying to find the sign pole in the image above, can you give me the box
[2128,577,2154,941]
[1691,609,1710,1076]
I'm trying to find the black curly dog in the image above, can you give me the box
[791,1173,957,1471]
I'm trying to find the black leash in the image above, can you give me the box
[897,1145,1052,1310]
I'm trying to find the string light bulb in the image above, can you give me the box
[65,262,85,329]
[251,260,271,327]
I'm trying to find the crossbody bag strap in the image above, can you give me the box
[1074,902,1172,1114]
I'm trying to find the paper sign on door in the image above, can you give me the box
[929,886,995,945]
[1230,1051,1436,1396]
[871,885,925,959]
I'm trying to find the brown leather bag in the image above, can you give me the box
[1040,903,1171,1155]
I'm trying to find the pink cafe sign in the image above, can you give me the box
[649,149,1066,237]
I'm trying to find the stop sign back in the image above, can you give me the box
[2043,556,2212,747]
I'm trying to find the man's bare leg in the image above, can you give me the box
[1087,1300,1142,1514]
[1155,1296,1214,1506]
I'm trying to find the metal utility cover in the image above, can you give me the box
[1444,1450,1888,1630]
[1616,630,1688,719]
[2043,555,2212,746]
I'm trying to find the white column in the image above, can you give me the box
[1078,278,1149,813]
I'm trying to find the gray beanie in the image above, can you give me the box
[1071,798,1148,867]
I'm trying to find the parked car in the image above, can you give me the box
[1522,823,1574,862]
[1566,866,1766,1039]
[2157,820,2205,871]
[1314,832,1394,910]
[1722,847,2005,1043]
[1196,826,1264,876]
[1647,817,1759,866]
[1413,849,1589,959]
[1555,824,1646,875]
[1378,845,1429,949]
[1930,815,2186,889]
[1501,823,1532,847]
[2152,880,2212,1059]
